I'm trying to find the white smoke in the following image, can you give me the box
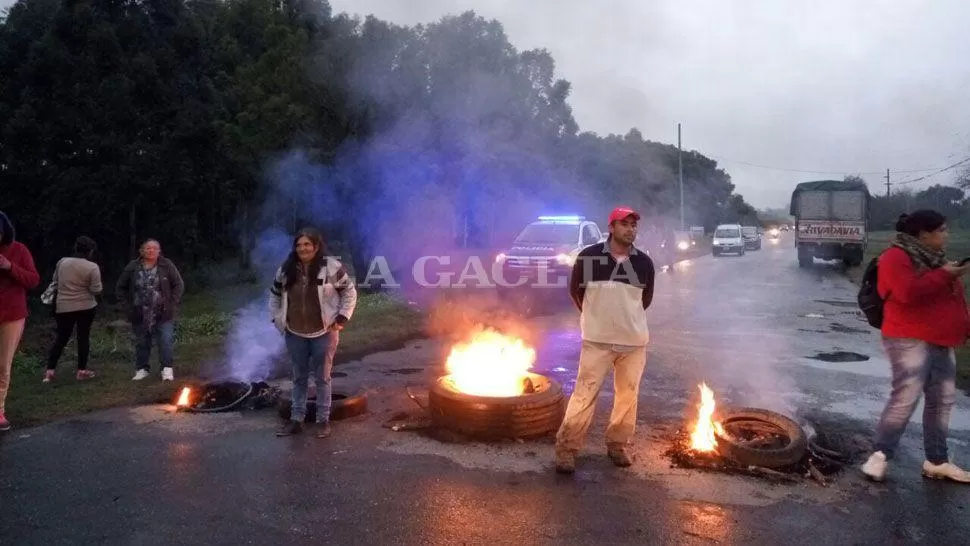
[220,228,293,382]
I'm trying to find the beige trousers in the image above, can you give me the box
[555,340,648,451]
[0,319,26,415]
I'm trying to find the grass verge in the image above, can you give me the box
[849,230,970,391]
[6,285,424,428]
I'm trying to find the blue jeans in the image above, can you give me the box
[133,321,174,371]
[873,337,957,464]
[285,330,339,424]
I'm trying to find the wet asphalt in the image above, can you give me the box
[3,233,970,545]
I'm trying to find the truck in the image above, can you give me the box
[788,180,870,268]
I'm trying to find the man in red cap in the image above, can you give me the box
[555,206,655,473]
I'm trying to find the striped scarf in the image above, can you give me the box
[890,233,947,271]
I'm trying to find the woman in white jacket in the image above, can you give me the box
[269,228,357,437]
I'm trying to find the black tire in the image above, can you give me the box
[277,388,368,422]
[713,250,721,257]
[714,407,808,468]
[428,373,566,440]
[845,250,864,268]
[797,248,812,268]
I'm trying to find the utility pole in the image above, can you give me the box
[678,123,684,231]
[884,168,891,197]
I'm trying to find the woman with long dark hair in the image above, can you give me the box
[0,211,40,431]
[43,236,103,382]
[861,210,970,483]
[269,227,358,437]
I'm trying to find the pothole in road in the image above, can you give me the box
[815,300,857,308]
[829,323,868,334]
[809,351,870,363]
[384,368,425,376]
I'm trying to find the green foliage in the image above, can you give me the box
[174,313,233,342]
[1,0,757,283]
[12,352,44,374]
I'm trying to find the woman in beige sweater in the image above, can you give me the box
[43,237,102,382]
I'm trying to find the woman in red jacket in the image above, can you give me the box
[861,210,970,483]
[0,211,40,431]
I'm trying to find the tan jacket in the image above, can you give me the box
[55,257,102,313]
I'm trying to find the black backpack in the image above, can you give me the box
[857,255,884,328]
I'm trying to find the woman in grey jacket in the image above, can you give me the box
[43,236,103,382]
[115,239,184,382]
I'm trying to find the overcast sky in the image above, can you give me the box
[4,0,969,208]
[327,0,970,208]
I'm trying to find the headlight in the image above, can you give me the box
[677,241,689,251]
[556,253,575,266]
[495,253,507,264]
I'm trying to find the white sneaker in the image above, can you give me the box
[161,367,174,381]
[132,369,150,381]
[861,451,888,481]
[922,461,970,483]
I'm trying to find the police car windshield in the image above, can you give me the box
[715,228,740,238]
[514,223,578,244]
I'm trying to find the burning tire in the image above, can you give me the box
[428,372,565,440]
[714,407,808,468]
[180,381,280,413]
[277,388,369,422]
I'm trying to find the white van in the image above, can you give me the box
[712,223,745,257]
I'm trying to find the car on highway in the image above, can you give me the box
[494,215,604,312]
[673,230,696,252]
[712,223,745,257]
[741,225,762,251]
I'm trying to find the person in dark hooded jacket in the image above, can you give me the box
[0,211,41,431]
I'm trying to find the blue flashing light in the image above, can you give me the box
[537,215,585,223]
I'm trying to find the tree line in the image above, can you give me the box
[1,0,759,289]
[839,176,968,231]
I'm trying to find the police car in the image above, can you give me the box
[494,215,604,311]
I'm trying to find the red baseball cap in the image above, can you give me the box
[608,206,641,224]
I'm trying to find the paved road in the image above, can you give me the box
[3,233,970,545]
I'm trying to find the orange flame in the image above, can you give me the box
[689,383,723,452]
[176,387,191,407]
[445,328,536,397]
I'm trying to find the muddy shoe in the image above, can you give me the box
[607,445,634,467]
[276,421,303,437]
[316,422,332,439]
[555,448,577,474]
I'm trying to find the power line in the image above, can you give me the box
[892,156,970,186]
[710,157,954,176]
